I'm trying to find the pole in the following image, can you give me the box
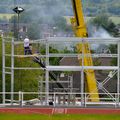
[17,13,19,41]
[45,40,49,105]
[13,0,16,38]
[81,39,84,106]
[11,38,14,105]
[2,37,5,104]
[117,40,120,106]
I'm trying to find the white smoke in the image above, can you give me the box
[90,27,113,50]
[22,0,72,22]
[93,27,112,38]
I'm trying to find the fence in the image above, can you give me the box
[0,92,119,108]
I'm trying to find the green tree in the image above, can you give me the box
[27,23,41,40]
[90,14,119,36]
[53,16,68,31]
[49,46,61,65]
[109,44,117,66]
[90,15,119,66]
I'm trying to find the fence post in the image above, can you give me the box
[54,92,56,107]
[21,92,23,107]
[85,93,86,107]
[19,91,22,106]
[115,93,119,108]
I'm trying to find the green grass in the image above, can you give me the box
[0,13,14,19]
[86,16,120,24]
[110,17,120,24]
[0,114,120,120]
[0,14,119,24]
[65,16,120,25]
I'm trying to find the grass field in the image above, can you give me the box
[109,17,120,24]
[0,14,119,24]
[0,13,14,19]
[65,16,120,25]
[0,114,120,120]
[86,16,120,24]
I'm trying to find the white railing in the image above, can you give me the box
[0,92,119,108]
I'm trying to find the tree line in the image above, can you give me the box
[0,0,119,16]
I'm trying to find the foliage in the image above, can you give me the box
[0,37,44,100]
[0,0,119,16]
[49,46,60,65]
[9,10,70,39]
[13,44,43,93]
[9,12,32,24]
[83,0,120,16]
[0,16,8,23]
[93,58,101,66]
[27,23,41,40]
[109,44,117,66]
[89,15,119,67]
[90,14,119,36]
[52,16,69,31]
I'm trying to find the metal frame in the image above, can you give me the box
[2,37,120,107]
[2,37,5,104]
[46,37,120,106]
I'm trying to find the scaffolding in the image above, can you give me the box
[2,37,120,107]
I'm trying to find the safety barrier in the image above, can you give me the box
[0,92,119,108]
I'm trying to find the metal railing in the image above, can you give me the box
[0,92,119,108]
[2,37,120,108]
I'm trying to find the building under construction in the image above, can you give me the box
[1,0,120,108]
[1,36,120,107]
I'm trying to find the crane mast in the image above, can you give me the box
[71,0,87,37]
[71,0,99,102]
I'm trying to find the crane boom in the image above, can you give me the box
[71,0,99,102]
[71,0,87,37]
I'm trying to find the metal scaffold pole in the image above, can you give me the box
[117,40,120,105]
[81,39,84,106]
[45,40,49,104]
[2,37,5,104]
[11,38,14,105]
[45,70,49,105]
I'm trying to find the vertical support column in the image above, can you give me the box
[117,40,120,106]
[45,40,49,105]
[2,37,5,104]
[17,13,19,41]
[53,92,56,107]
[70,76,73,93]
[11,38,14,105]
[81,39,84,106]
[38,76,43,104]
[45,70,49,105]
[40,79,43,103]
[46,40,49,66]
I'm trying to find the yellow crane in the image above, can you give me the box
[71,0,99,102]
